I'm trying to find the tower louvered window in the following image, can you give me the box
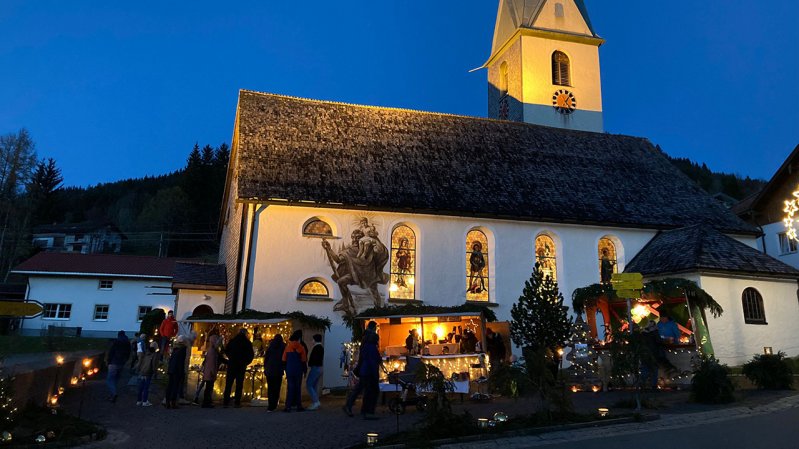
[552,51,571,86]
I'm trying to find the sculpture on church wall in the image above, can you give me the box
[321,217,389,316]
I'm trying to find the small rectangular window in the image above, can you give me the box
[778,233,797,255]
[43,303,72,320]
[99,280,114,290]
[93,305,109,321]
[137,306,153,322]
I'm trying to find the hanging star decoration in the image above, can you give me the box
[783,188,799,241]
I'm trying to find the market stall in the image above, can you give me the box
[351,307,506,395]
[182,311,331,405]
[570,278,722,389]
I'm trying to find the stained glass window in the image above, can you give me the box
[466,230,489,302]
[299,280,329,298]
[598,237,617,284]
[390,225,416,300]
[303,219,333,237]
[535,234,557,282]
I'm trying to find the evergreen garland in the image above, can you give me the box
[188,309,332,330]
[510,263,573,355]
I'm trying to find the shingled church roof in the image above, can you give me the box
[231,90,758,235]
[625,225,799,278]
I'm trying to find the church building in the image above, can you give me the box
[193,0,799,383]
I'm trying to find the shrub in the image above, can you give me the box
[691,356,735,403]
[139,308,166,337]
[742,352,794,390]
[489,361,533,398]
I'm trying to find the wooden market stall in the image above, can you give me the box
[353,306,507,395]
[183,311,330,405]
[571,278,722,388]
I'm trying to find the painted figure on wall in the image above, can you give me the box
[322,218,389,316]
[467,241,487,294]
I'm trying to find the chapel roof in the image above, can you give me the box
[231,90,758,235]
[625,225,799,279]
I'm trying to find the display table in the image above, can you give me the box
[425,343,459,355]
[379,380,470,394]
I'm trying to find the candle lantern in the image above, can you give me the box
[366,433,379,446]
[597,407,609,417]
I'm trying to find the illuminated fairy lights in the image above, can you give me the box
[783,190,799,240]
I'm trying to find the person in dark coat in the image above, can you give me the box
[264,334,286,412]
[486,329,507,372]
[165,335,188,408]
[106,330,131,403]
[282,330,307,412]
[343,321,381,420]
[306,334,324,410]
[223,328,255,408]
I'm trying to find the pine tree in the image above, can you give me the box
[510,263,572,355]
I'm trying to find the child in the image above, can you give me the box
[136,341,159,406]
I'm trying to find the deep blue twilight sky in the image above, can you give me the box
[1,1,797,187]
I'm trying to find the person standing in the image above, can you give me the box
[223,328,254,408]
[165,335,188,409]
[282,330,307,412]
[136,341,159,406]
[106,330,131,403]
[306,334,324,410]
[159,310,179,354]
[343,321,381,420]
[264,334,286,412]
[200,334,223,408]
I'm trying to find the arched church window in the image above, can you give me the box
[552,51,571,86]
[598,237,617,284]
[302,218,333,237]
[535,234,557,281]
[499,62,509,97]
[298,279,330,299]
[555,2,565,18]
[742,288,766,325]
[466,229,490,302]
[389,225,416,300]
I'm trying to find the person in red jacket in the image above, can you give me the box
[159,310,178,354]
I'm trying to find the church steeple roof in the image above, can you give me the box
[490,0,599,56]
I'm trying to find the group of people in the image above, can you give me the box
[106,311,326,412]
[343,320,382,420]
[638,313,681,389]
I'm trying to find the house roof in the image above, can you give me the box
[32,221,126,239]
[230,91,758,235]
[11,253,182,279]
[172,262,227,289]
[732,143,799,225]
[625,225,799,279]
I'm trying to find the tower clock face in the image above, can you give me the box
[552,89,577,115]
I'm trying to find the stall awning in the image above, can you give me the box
[358,312,482,320]
[182,318,289,325]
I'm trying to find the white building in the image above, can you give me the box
[209,0,799,383]
[12,253,179,338]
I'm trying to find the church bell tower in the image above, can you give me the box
[485,0,604,132]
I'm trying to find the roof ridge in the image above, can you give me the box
[238,89,624,137]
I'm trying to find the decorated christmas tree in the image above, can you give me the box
[511,263,572,357]
[565,316,600,389]
[0,372,17,431]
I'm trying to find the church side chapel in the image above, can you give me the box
[183,0,799,393]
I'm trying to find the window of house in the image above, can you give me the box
[302,218,333,237]
[93,305,109,321]
[137,306,153,322]
[552,51,571,86]
[598,237,618,284]
[742,287,767,324]
[778,232,797,255]
[99,280,114,290]
[43,303,72,320]
[298,280,330,299]
[390,225,416,300]
[466,229,490,302]
[535,234,558,282]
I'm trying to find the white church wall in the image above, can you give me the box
[174,289,226,321]
[699,274,799,366]
[243,204,656,385]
